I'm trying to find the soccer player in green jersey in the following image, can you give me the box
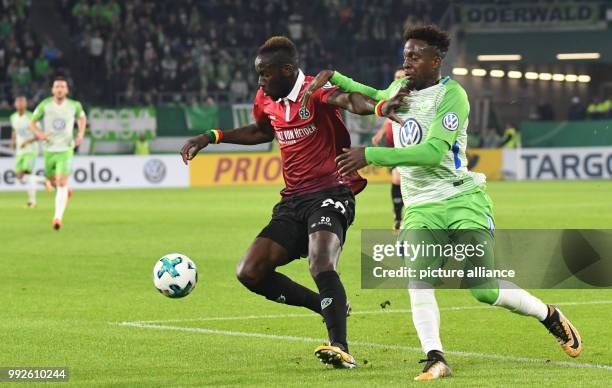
[303,25,582,381]
[30,76,87,230]
[10,95,47,208]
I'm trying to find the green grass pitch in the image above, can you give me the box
[3,181,612,386]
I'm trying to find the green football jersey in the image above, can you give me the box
[10,110,36,155]
[32,97,85,152]
[386,77,485,206]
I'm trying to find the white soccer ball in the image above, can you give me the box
[152,253,198,298]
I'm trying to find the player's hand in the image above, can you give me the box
[34,131,47,141]
[383,89,410,125]
[180,134,210,165]
[300,69,333,109]
[336,147,368,176]
[75,135,84,147]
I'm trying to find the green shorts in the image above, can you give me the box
[403,188,495,231]
[400,189,497,288]
[15,152,37,173]
[44,150,74,178]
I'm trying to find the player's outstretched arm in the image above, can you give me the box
[325,90,377,115]
[301,70,404,109]
[180,122,274,164]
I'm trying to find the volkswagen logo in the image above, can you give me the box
[442,112,459,131]
[52,118,66,131]
[143,159,166,183]
[399,118,423,146]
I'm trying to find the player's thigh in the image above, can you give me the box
[44,152,57,178]
[403,201,446,229]
[55,150,74,181]
[400,227,449,287]
[20,153,36,174]
[305,189,355,273]
[447,189,495,231]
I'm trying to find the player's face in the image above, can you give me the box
[52,81,69,99]
[14,97,27,111]
[255,55,293,100]
[402,39,441,90]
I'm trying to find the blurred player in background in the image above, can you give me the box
[30,76,87,230]
[181,36,384,369]
[10,95,47,208]
[371,67,406,231]
[305,24,583,381]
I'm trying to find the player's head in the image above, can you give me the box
[394,67,406,81]
[52,76,69,99]
[255,36,299,100]
[402,24,450,89]
[14,95,27,112]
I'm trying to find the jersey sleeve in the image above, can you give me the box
[317,82,340,104]
[427,82,469,146]
[252,90,271,127]
[330,71,405,101]
[31,100,47,121]
[74,101,85,118]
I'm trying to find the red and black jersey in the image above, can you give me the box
[253,71,367,197]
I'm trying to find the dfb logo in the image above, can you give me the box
[143,159,166,183]
[399,118,423,146]
[442,112,459,131]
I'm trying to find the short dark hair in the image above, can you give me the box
[52,75,68,85]
[404,24,450,58]
[257,36,298,65]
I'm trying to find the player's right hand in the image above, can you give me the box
[180,134,210,165]
[382,88,410,125]
[300,69,334,109]
[34,131,47,141]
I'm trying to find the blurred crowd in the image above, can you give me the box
[0,0,445,107]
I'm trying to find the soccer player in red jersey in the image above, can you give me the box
[180,36,379,368]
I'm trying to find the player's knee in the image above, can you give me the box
[236,256,267,287]
[308,249,336,278]
[470,287,499,305]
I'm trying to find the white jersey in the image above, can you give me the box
[390,77,485,206]
[32,97,85,152]
[11,111,37,155]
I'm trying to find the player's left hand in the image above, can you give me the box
[336,147,368,176]
[300,69,333,110]
[75,135,84,147]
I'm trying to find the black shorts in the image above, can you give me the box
[257,185,356,260]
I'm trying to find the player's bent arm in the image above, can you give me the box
[181,122,275,164]
[325,90,376,115]
[365,137,450,167]
[220,122,275,145]
[29,120,45,140]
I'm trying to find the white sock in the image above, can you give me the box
[494,280,549,321]
[408,281,443,354]
[54,186,69,220]
[25,174,45,204]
